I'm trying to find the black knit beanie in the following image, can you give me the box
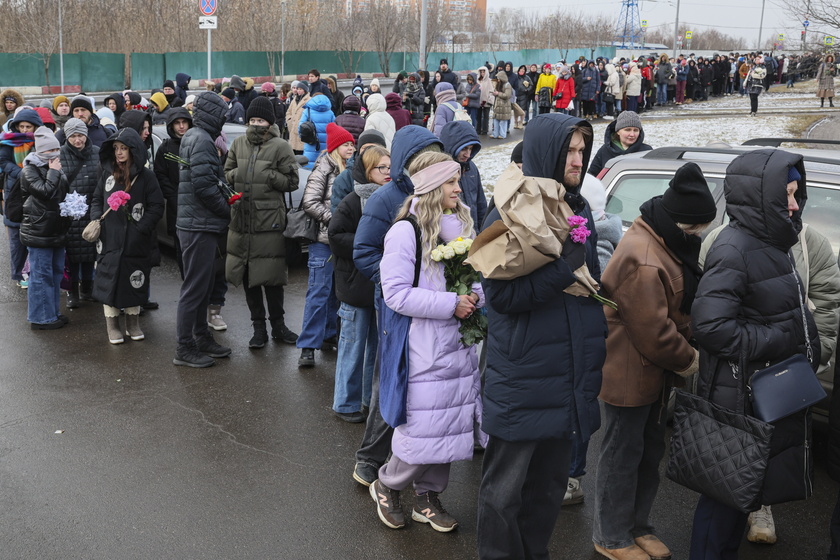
[245,96,276,125]
[510,141,524,164]
[661,162,717,224]
[163,80,175,90]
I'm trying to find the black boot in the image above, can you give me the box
[67,282,80,309]
[831,98,835,107]
[80,279,95,301]
[822,98,825,107]
[249,321,268,349]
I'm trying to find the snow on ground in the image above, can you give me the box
[475,83,826,194]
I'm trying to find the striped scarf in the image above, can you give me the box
[0,132,34,167]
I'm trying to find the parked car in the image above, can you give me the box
[597,137,840,423]
[151,123,310,264]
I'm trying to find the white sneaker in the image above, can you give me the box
[563,477,584,506]
[747,505,777,544]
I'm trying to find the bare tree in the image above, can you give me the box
[331,2,368,76]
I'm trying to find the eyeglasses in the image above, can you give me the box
[374,165,391,174]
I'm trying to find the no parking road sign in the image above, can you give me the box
[200,0,217,16]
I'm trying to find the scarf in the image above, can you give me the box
[405,81,421,96]
[2,133,35,167]
[639,196,702,315]
[354,181,380,212]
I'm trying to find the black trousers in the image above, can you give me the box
[750,93,759,113]
[477,436,572,560]
[477,106,491,134]
[176,230,219,347]
[689,494,748,560]
[243,267,286,323]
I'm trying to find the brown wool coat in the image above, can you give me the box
[599,218,695,407]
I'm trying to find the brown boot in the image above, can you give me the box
[125,313,145,341]
[594,543,651,560]
[106,316,124,345]
[634,535,671,560]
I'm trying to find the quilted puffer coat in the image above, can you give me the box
[59,138,100,262]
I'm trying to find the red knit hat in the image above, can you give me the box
[326,122,354,153]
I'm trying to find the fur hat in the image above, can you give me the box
[326,123,354,153]
[245,96,276,125]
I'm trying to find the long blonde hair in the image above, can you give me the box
[395,153,474,274]
[328,148,347,173]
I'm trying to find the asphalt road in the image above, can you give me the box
[1,118,839,559]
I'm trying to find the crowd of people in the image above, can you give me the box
[2,48,840,560]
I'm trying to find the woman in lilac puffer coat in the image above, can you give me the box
[371,154,485,533]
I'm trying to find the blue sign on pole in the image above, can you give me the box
[200,0,217,16]
[804,20,810,27]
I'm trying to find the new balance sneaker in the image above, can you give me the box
[747,505,777,544]
[563,477,584,506]
[370,479,405,529]
[412,491,458,532]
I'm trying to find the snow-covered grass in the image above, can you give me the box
[475,82,829,194]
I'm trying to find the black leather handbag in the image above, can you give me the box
[283,194,318,243]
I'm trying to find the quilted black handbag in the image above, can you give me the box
[283,193,318,243]
[666,355,775,514]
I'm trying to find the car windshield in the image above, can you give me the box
[804,184,840,255]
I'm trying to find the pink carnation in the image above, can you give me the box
[107,190,131,211]
[570,226,591,244]
[567,215,588,228]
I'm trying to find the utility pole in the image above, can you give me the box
[59,0,65,93]
[281,0,286,80]
[419,0,428,70]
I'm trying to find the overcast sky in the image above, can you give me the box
[486,0,810,50]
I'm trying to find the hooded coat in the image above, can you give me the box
[175,73,191,104]
[464,73,482,109]
[149,92,174,125]
[403,73,426,125]
[380,201,484,464]
[440,120,486,228]
[20,154,70,248]
[286,93,311,152]
[153,107,193,236]
[176,92,230,233]
[89,128,164,308]
[327,76,345,117]
[580,65,602,101]
[477,68,494,106]
[385,92,412,131]
[334,96,366,143]
[491,71,512,121]
[353,125,443,284]
[230,75,258,113]
[1,89,25,127]
[432,83,458,137]
[553,73,576,110]
[692,149,819,501]
[588,119,653,176]
[224,124,299,287]
[481,114,607,442]
[299,93,336,169]
[104,93,126,124]
[363,94,396,150]
[59,137,100,262]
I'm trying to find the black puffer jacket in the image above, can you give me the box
[588,119,653,176]
[176,92,230,233]
[59,139,100,262]
[693,149,819,503]
[90,128,164,308]
[20,157,70,248]
[153,107,192,236]
[334,96,366,143]
[329,186,375,308]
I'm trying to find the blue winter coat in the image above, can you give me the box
[353,125,443,285]
[481,114,607,442]
[580,66,602,101]
[440,120,486,228]
[299,94,335,170]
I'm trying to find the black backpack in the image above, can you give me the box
[4,174,23,223]
[538,86,553,108]
[299,108,319,148]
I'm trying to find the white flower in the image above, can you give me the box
[463,237,473,249]
[431,248,443,262]
[59,191,89,219]
[451,239,468,255]
[442,246,456,260]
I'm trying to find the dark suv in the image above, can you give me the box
[597,138,840,423]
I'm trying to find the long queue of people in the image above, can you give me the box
[3,56,840,560]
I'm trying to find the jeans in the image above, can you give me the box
[593,403,666,550]
[531,98,540,120]
[477,436,572,560]
[176,230,219,347]
[6,226,28,281]
[492,119,508,139]
[69,261,94,284]
[467,106,479,129]
[656,83,668,105]
[598,95,606,115]
[356,285,395,469]
[27,246,64,324]
[333,302,376,413]
[296,242,338,349]
[689,494,748,560]
[521,97,532,122]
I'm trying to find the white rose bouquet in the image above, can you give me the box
[431,236,487,346]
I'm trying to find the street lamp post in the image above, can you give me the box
[672,0,681,58]
[419,0,428,71]
[281,0,286,80]
[59,0,65,93]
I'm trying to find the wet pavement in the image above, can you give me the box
[1,239,836,559]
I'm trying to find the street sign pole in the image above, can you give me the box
[200,0,218,83]
[208,28,212,83]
